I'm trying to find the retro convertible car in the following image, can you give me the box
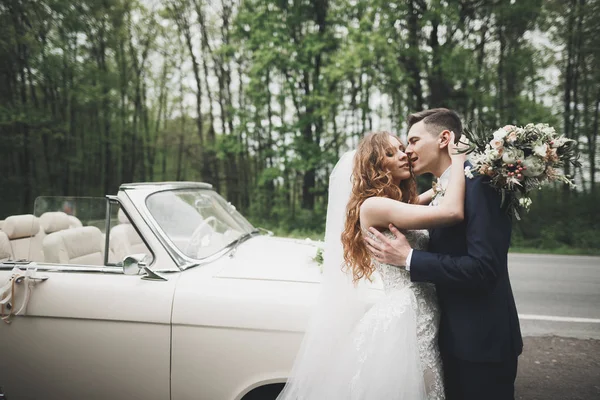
[0,182,342,400]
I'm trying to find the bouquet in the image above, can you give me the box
[462,123,579,219]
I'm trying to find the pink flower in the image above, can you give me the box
[506,131,518,143]
[490,138,504,150]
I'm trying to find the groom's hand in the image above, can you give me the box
[364,225,413,268]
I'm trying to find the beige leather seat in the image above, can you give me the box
[0,231,13,261]
[110,209,151,263]
[36,212,70,258]
[40,212,71,235]
[68,216,83,229]
[43,226,115,266]
[2,215,44,262]
[0,220,4,231]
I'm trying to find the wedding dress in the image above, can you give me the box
[317,229,444,400]
[277,151,444,400]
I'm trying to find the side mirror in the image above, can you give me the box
[122,253,167,281]
[122,254,147,275]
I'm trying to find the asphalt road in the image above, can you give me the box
[508,253,600,400]
[508,253,600,340]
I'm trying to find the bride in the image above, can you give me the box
[277,131,466,400]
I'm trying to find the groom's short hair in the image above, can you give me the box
[407,108,463,141]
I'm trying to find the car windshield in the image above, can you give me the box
[146,189,255,260]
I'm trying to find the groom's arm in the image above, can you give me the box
[409,177,511,291]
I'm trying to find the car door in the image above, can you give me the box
[0,267,179,400]
[0,196,179,400]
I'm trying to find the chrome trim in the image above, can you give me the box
[129,191,189,270]
[179,230,260,271]
[141,268,168,281]
[121,253,168,281]
[104,196,115,266]
[122,253,148,275]
[5,313,172,325]
[131,187,259,271]
[111,196,160,268]
[0,261,177,275]
[120,181,212,191]
[256,227,274,236]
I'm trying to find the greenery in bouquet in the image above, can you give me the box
[462,123,580,219]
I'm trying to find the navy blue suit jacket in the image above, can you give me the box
[410,172,523,363]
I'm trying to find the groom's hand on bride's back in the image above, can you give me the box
[364,225,412,268]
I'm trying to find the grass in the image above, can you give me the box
[508,246,600,256]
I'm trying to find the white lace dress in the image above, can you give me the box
[321,229,444,400]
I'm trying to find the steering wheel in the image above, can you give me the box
[186,216,218,257]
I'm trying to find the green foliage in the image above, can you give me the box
[0,0,599,255]
[313,247,324,267]
[512,189,600,252]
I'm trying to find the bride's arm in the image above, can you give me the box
[360,135,467,230]
[417,188,435,205]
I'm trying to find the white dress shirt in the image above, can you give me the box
[405,166,452,270]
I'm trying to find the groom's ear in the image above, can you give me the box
[438,130,452,149]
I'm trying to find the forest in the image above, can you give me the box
[0,0,599,253]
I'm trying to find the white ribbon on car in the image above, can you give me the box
[0,266,48,324]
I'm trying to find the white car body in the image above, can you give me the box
[0,182,350,400]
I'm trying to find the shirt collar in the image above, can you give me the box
[437,165,452,188]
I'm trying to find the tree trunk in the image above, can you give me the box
[473,20,488,120]
[563,0,577,186]
[591,90,599,198]
[195,0,219,189]
[406,0,423,111]
[173,3,207,181]
[497,24,506,124]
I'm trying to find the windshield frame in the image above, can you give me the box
[140,187,258,270]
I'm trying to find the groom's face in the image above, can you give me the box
[406,121,441,176]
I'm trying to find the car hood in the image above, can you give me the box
[213,235,324,283]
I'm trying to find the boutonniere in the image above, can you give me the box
[432,179,445,201]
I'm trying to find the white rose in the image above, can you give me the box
[502,148,524,164]
[533,143,548,157]
[469,153,488,166]
[537,124,555,136]
[493,128,508,140]
[490,138,504,149]
[551,136,571,148]
[519,197,532,209]
[506,131,518,143]
[522,156,545,177]
[487,149,502,161]
[464,166,474,179]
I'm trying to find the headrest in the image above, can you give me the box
[68,215,83,228]
[111,223,143,245]
[117,208,131,224]
[0,231,12,260]
[40,212,71,234]
[61,226,103,259]
[3,215,40,240]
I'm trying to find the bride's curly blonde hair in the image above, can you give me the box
[341,131,418,283]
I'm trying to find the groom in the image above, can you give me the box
[366,108,523,400]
